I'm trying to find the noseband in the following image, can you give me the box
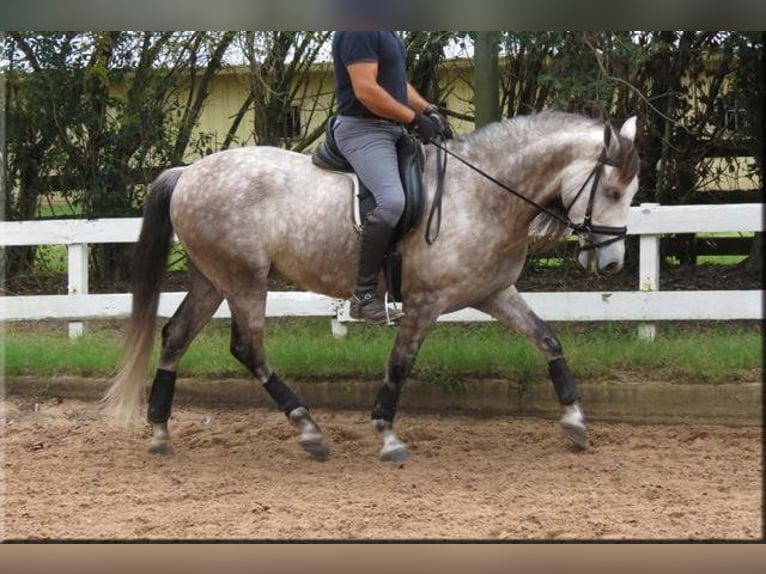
[563,148,627,251]
[431,140,628,252]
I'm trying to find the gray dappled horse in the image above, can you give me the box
[104,110,639,462]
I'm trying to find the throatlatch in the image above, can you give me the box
[147,368,177,423]
[548,357,579,405]
[263,372,303,417]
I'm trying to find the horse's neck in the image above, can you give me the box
[462,127,601,224]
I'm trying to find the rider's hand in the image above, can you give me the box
[424,104,454,140]
[408,111,440,143]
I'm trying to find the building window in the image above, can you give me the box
[724,107,749,134]
[720,93,749,135]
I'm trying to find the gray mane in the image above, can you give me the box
[458,110,603,152]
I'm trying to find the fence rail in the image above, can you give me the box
[1,203,763,339]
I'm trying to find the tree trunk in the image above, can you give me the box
[474,32,500,127]
[744,233,763,275]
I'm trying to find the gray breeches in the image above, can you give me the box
[333,116,407,227]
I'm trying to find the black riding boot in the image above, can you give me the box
[350,211,405,325]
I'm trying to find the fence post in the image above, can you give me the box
[331,301,349,338]
[637,203,660,341]
[67,242,89,338]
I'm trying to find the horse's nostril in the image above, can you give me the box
[601,261,621,274]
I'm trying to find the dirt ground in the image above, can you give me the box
[2,395,761,541]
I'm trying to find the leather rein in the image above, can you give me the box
[427,138,628,251]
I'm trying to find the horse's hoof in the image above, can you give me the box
[148,440,175,455]
[372,418,409,463]
[299,435,330,461]
[560,402,588,449]
[379,443,409,463]
[561,421,588,449]
[289,407,329,460]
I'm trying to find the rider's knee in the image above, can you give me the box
[375,194,405,227]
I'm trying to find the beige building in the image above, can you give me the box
[190,61,476,157]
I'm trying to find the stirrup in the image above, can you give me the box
[350,291,404,325]
[383,291,403,325]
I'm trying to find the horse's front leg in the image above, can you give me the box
[372,304,441,462]
[476,285,588,449]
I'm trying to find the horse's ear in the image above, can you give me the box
[619,116,638,142]
[603,123,619,155]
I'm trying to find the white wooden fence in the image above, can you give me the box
[1,203,762,340]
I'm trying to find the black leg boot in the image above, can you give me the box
[350,211,405,325]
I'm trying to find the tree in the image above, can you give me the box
[4,31,237,282]
[729,31,764,275]
[403,31,456,112]
[4,31,761,284]
[626,32,759,265]
[239,31,332,152]
[499,32,564,117]
[493,31,762,269]
[473,31,501,127]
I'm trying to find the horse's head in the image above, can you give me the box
[563,116,640,274]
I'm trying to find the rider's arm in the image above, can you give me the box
[406,83,431,115]
[346,61,418,124]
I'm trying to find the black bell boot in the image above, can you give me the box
[350,211,405,325]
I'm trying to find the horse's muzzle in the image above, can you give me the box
[578,235,625,274]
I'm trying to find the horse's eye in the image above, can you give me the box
[604,186,623,201]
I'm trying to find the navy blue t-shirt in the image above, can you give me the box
[332,31,408,117]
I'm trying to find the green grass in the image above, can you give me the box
[2,318,761,385]
[693,232,753,266]
[3,327,124,377]
[36,199,82,219]
[33,245,68,274]
[553,323,762,383]
[695,255,748,265]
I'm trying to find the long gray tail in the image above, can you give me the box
[103,167,184,425]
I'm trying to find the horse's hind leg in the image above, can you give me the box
[476,285,588,449]
[227,287,329,461]
[148,264,224,454]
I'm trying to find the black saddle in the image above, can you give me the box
[311,116,426,240]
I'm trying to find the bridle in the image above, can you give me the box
[561,147,628,251]
[428,137,629,251]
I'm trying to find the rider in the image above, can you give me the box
[332,30,452,324]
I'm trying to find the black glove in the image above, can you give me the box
[408,111,440,143]
[424,104,454,140]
